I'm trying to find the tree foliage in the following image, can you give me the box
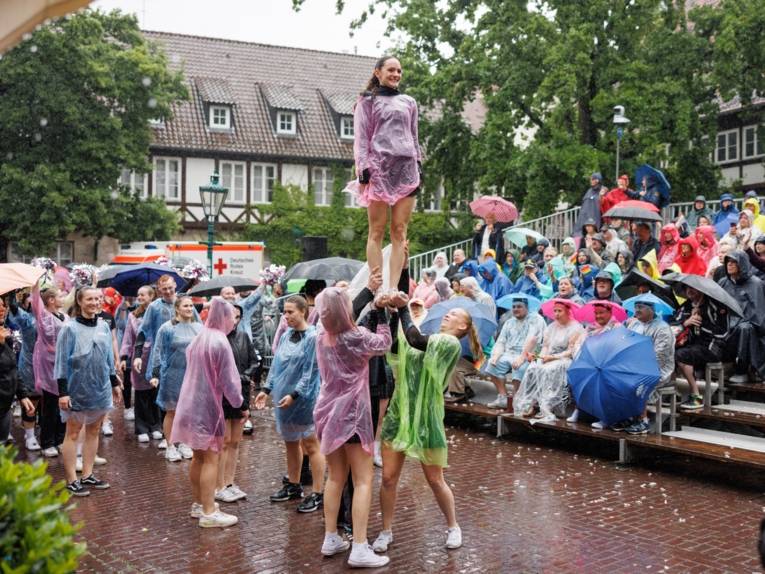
[0,10,186,256]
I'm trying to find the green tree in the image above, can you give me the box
[0,9,187,257]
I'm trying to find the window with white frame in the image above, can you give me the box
[743,125,764,159]
[11,241,74,266]
[149,117,164,127]
[119,168,147,198]
[313,167,334,206]
[715,129,738,163]
[153,157,180,200]
[252,163,277,204]
[209,105,231,129]
[277,111,296,135]
[220,161,245,204]
[340,116,354,139]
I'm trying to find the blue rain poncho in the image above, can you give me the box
[54,318,116,412]
[265,326,320,441]
[478,259,514,302]
[138,298,175,369]
[151,320,202,411]
[237,287,263,342]
[10,306,36,394]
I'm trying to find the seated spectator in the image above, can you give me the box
[632,223,660,263]
[686,195,715,230]
[531,238,549,268]
[603,227,628,262]
[695,225,719,267]
[459,277,496,317]
[706,237,737,280]
[576,262,600,302]
[603,262,623,286]
[513,300,584,419]
[743,196,765,233]
[637,250,661,280]
[697,214,712,227]
[580,218,599,243]
[445,249,466,280]
[431,251,449,278]
[601,174,632,214]
[484,296,546,409]
[449,273,465,295]
[713,193,740,238]
[675,236,707,276]
[674,286,731,411]
[513,260,552,300]
[746,236,765,280]
[717,251,765,383]
[616,248,634,275]
[554,276,585,305]
[478,258,513,303]
[658,223,680,272]
[519,236,537,263]
[502,249,523,283]
[432,277,453,304]
[412,269,438,308]
[737,210,762,249]
[482,249,504,274]
[461,259,480,278]
[593,270,622,303]
[621,300,676,434]
[586,233,611,268]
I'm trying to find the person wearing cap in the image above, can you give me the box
[574,172,609,236]
[512,260,552,300]
[484,297,546,410]
[631,222,660,263]
[585,233,611,268]
[593,270,621,303]
[686,195,715,230]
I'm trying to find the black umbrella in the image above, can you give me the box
[186,275,259,298]
[603,205,663,223]
[283,257,364,283]
[615,270,677,309]
[662,272,744,317]
[96,264,185,297]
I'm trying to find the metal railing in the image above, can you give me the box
[408,237,473,281]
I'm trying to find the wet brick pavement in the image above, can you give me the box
[13,408,765,573]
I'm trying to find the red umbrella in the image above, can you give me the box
[469,195,519,223]
[612,199,660,213]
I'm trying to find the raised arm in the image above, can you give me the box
[397,305,430,352]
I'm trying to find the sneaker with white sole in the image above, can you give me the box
[124,407,135,421]
[591,421,606,430]
[215,486,240,503]
[94,455,107,466]
[137,433,150,443]
[348,542,390,567]
[566,409,580,423]
[243,419,253,434]
[42,446,59,458]
[446,526,462,549]
[166,445,182,462]
[729,373,749,384]
[321,532,350,556]
[178,443,193,459]
[25,435,41,451]
[81,474,110,490]
[373,441,383,468]
[75,456,83,472]
[372,530,393,553]
[190,502,219,519]
[157,438,167,449]
[198,510,238,528]
[228,485,247,501]
[487,395,508,409]
[151,431,164,441]
[101,421,113,436]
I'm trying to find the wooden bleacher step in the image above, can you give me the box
[714,400,765,415]
[663,425,765,454]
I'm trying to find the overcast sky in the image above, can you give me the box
[91,0,392,56]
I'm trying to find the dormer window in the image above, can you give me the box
[277,111,296,135]
[340,116,354,139]
[210,105,231,129]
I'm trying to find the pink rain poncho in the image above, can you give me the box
[171,298,243,452]
[31,284,67,395]
[347,92,422,207]
[119,313,152,391]
[312,287,392,455]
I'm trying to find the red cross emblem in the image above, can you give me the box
[213,258,228,275]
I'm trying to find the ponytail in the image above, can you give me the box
[361,54,397,96]
[465,323,482,362]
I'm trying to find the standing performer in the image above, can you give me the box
[55,287,121,496]
[372,296,472,554]
[351,55,422,291]
[149,296,202,462]
[254,296,325,512]
[313,287,392,568]
[171,298,243,528]
[119,286,162,443]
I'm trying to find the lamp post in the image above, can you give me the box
[199,172,228,277]
[613,105,630,182]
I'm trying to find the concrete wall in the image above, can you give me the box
[185,157,216,204]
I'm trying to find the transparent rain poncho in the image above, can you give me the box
[10,305,36,394]
[265,325,320,441]
[346,93,422,207]
[312,287,392,455]
[171,298,243,452]
[381,332,461,468]
[54,318,115,412]
[151,319,202,411]
[119,313,152,391]
[31,285,66,395]
[138,298,176,369]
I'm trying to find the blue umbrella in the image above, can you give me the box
[97,264,185,297]
[622,293,676,317]
[567,327,660,425]
[420,297,497,348]
[635,164,671,207]
[495,293,542,314]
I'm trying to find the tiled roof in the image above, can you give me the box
[718,94,765,114]
[143,31,375,161]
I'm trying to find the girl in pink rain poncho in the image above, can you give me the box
[172,297,243,529]
[312,287,392,568]
[348,55,422,293]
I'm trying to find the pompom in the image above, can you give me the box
[69,264,97,288]
[30,257,57,271]
[259,264,286,286]
[181,260,209,281]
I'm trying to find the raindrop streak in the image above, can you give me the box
[147,98,158,109]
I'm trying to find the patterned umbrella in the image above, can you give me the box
[469,196,519,223]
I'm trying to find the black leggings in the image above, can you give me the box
[0,408,11,442]
[133,387,161,435]
[40,390,66,449]
[123,368,132,409]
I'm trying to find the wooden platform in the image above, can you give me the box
[444,401,503,419]
[728,381,765,396]
[626,433,765,468]
[684,406,765,431]
[498,413,625,442]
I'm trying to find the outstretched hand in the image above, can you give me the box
[389,291,409,308]
[367,266,383,293]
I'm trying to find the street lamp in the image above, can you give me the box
[613,105,630,182]
[199,171,228,277]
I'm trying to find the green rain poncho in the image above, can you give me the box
[381,332,461,468]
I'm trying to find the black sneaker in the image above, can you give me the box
[66,479,90,497]
[297,492,323,513]
[270,482,303,502]
[81,475,110,490]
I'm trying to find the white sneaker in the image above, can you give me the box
[729,373,749,384]
[42,446,59,458]
[228,485,247,501]
[25,435,41,451]
[348,542,390,567]
[178,443,193,459]
[372,530,393,553]
[591,421,606,430]
[94,455,107,466]
[446,526,462,549]
[373,441,383,468]
[190,502,219,519]
[321,532,350,556]
[157,438,167,449]
[243,419,253,432]
[151,431,164,441]
[198,509,238,528]
[124,408,135,421]
[566,409,580,423]
[166,445,182,462]
[75,456,83,472]
[215,486,239,503]
[101,421,113,436]
[487,395,508,409]
[137,433,150,443]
